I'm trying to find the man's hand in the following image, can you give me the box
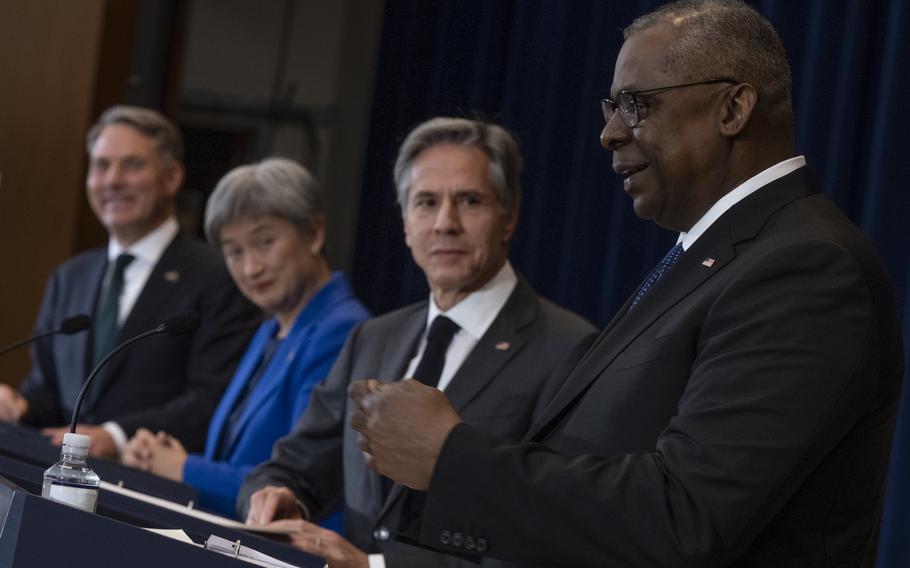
[122,427,155,469]
[43,424,118,458]
[0,385,28,422]
[269,519,368,568]
[349,378,462,490]
[123,428,187,481]
[246,485,304,525]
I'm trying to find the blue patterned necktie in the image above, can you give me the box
[630,244,684,309]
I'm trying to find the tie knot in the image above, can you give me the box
[113,253,136,274]
[426,316,460,345]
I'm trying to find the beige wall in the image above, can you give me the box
[0,1,109,382]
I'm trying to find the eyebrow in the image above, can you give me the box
[222,223,276,243]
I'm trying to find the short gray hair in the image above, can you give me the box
[625,0,793,126]
[393,117,523,212]
[204,157,324,247]
[86,105,184,162]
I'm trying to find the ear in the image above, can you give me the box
[501,204,519,245]
[308,216,326,255]
[163,161,185,197]
[719,83,758,138]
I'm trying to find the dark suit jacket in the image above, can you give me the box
[238,275,597,567]
[409,168,904,567]
[20,232,260,451]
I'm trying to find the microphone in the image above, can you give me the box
[0,314,92,357]
[69,310,201,433]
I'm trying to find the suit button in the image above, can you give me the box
[452,532,464,547]
[373,526,390,541]
[476,538,488,552]
[464,536,475,551]
[440,530,451,545]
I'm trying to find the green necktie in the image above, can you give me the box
[92,253,135,366]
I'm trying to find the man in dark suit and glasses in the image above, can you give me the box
[238,117,597,567]
[0,106,259,459]
[350,1,904,566]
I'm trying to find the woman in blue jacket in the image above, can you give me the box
[123,157,368,527]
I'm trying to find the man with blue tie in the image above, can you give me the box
[0,106,259,458]
[349,1,904,566]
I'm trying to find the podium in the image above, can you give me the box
[0,424,323,567]
[0,477,244,567]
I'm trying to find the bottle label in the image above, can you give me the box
[47,481,98,512]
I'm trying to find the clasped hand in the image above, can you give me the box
[122,427,187,481]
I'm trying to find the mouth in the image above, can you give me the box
[430,248,466,259]
[101,193,136,208]
[614,163,648,180]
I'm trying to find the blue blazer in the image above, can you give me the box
[182,272,368,521]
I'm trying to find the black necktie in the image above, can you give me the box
[92,253,135,365]
[413,316,460,387]
[630,243,684,309]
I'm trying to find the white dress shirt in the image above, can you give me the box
[102,216,179,452]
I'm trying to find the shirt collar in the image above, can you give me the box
[426,261,518,341]
[677,156,807,250]
[108,216,179,264]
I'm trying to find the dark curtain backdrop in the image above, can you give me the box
[350,1,910,564]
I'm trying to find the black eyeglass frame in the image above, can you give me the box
[601,78,740,128]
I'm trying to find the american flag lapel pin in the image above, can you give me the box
[164,270,181,282]
[701,258,716,268]
[494,341,510,351]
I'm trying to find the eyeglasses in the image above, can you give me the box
[601,78,739,128]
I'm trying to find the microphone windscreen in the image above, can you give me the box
[60,314,91,335]
[161,310,201,337]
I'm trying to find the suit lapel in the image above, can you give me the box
[78,252,108,378]
[527,167,819,441]
[377,306,427,384]
[527,238,734,440]
[442,277,534,413]
[203,321,273,460]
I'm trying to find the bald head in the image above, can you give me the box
[625,0,793,132]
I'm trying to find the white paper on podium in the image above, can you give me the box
[143,528,198,545]
[99,480,294,535]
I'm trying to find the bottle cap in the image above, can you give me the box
[62,432,91,449]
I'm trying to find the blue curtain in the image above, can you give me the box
[351,1,910,563]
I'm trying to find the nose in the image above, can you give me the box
[600,111,630,151]
[242,251,265,279]
[103,163,126,186]
[433,197,461,234]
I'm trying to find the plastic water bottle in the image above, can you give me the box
[41,432,100,512]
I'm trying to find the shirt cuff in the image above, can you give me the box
[102,421,127,456]
[368,554,386,568]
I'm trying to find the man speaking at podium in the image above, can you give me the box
[0,106,259,459]
[350,1,904,566]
